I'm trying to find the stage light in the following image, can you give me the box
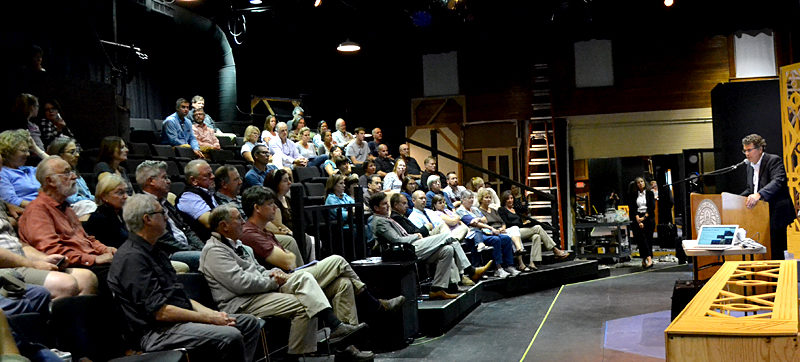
[664,0,673,6]
[314,0,322,7]
[250,0,263,4]
[337,40,360,52]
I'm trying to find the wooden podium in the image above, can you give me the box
[690,192,771,280]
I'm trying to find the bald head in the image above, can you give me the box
[412,190,427,210]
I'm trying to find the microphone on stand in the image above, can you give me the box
[733,159,748,169]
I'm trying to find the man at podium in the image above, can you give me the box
[740,134,795,260]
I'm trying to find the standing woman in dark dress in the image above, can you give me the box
[83,174,129,248]
[628,176,655,269]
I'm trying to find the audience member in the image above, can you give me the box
[476,188,531,272]
[213,165,245,219]
[334,156,352,176]
[288,117,306,142]
[38,98,75,148]
[373,144,394,177]
[358,159,377,189]
[363,175,383,213]
[409,190,447,235]
[425,174,454,209]
[291,100,304,125]
[325,174,355,223]
[382,158,407,192]
[398,143,421,180]
[399,176,417,215]
[498,190,568,270]
[244,144,278,189]
[47,137,95,218]
[370,192,487,299]
[331,118,354,146]
[261,115,278,144]
[456,190,517,279]
[199,205,374,360]
[389,193,429,237]
[510,184,529,215]
[432,194,470,235]
[443,172,466,208]
[19,156,116,294]
[345,127,370,166]
[177,160,218,241]
[295,127,318,159]
[240,125,262,164]
[108,193,261,361]
[240,187,305,269]
[322,146,344,177]
[368,127,387,158]
[135,160,204,271]
[0,130,40,208]
[269,122,308,168]
[83,174,129,248]
[11,94,47,155]
[313,121,329,149]
[161,98,204,159]
[191,108,221,154]
[0,284,50,317]
[345,174,360,200]
[0,202,97,298]
[317,130,334,157]
[420,157,446,192]
[471,177,501,209]
[264,169,316,262]
[94,136,134,194]
[188,95,236,139]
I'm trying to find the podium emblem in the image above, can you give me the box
[695,199,722,232]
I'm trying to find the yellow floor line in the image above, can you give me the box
[519,284,564,361]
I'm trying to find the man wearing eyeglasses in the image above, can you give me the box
[740,134,795,260]
[19,156,115,295]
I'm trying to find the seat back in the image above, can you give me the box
[218,136,234,147]
[127,143,152,159]
[176,272,218,309]
[50,295,128,361]
[129,118,154,131]
[151,144,176,158]
[174,146,199,160]
[293,166,321,183]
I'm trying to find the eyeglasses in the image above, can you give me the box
[742,147,760,154]
[54,170,76,178]
[147,210,166,217]
[62,148,79,155]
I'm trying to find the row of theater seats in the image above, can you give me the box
[129,118,252,145]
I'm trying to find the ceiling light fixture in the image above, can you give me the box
[250,0,263,4]
[314,0,322,7]
[337,40,360,52]
[664,0,673,6]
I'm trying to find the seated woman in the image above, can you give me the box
[476,188,531,272]
[325,174,355,224]
[432,194,468,233]
[93,136,133,195]
[316,129,334,156]
[312,120,329,149]
[322,145,344,176]
[382,157,406,192]
[399,175,417,215]
[295,126,318,159]
[11,94,48,159]
[47,137,95,219]
[39,98,76,149]
[0,130,40,208]
[265,169,315,265]
[457,190,518,279]
[498,190,568,270]
[288,117,306,142]
[82,174,128,248]
[358,159,377,189]
[241,125,262,164]
[260,115,277,144]
[471,176,501,209]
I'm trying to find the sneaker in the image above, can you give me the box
[477,243,489,252]
[504,266,521,277]
[494,268,510,279]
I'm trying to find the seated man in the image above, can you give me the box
[425,175,454,210]
[398,143,421,180]
[177,160,218,241]
[420,157,446,193]
[19,156,115,295]
[161,98,204,159]
[368,127,389,158]
[136,160,205,271]
[187,95,236,140]
[331,118,354,147]
[442,172,466,208]
[213,165,245,219]
[345,127,370,166]
[370,192,489,299]
[244,145,278,189]
[408,190,449,236]
[240,187,404,324]
[269,122,308,168]
[108,194,261,361]
[373,144,394,177]
[191,108,221,154]
[200,205,373,360]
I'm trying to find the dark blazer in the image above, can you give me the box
[740,152,796,228]
[627,188,655,222]
[83,204,129,248]
[390,210,429,237]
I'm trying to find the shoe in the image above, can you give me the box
[460,275,476,286]
[379,295,406,312]
[505,266,521,277]
[553,249,570,260]
[514,248,527,256]
[328,322,367,344]
[334,345,375,361]
[429,289,458,300]
[527,263,539,271]
[494,268,510,279]
[517,264,532,272]
[470,260,493,282]
[477,243,489,252]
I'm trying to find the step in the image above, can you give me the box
[531,186,556,192]
[529,172,556,177]
[533,63,549,70]
[529,145,549,151]
[532,89,550,97]
[527,176,551,181]
[530,116,552,121]
[531,215,553,223]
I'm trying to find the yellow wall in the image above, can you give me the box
[569,108,714,160]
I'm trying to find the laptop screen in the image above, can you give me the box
[697,225,738,246]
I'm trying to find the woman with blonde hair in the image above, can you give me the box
[471,176,501,209]
[382,157,407,192]
[476,187,532,272]
[83,174,129,248]
[0,129,41,208]
[240,125,262,163]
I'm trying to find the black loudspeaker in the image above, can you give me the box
[671,279,706,321]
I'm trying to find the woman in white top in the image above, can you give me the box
[260,114,277,144]
[627,176,655,269]
[382,157,406,192]
[312,120,329,148]
[295,127,318,159]
[471,176,501,210]
[240,125,262,163]
[316,130,334,157]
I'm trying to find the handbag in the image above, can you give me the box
[381,242,416,262]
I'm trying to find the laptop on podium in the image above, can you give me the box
[694,225,739,250]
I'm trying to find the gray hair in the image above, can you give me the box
[45,137,76,156]
[35,155,65,185]
[460,189,474,201]
[184,159,208,183]
[276,122,288,132]
[135,160,167,187]
[209,204,238,232]
[335,118,345,128]
[123,193,160,233]
[426,174,441,189]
